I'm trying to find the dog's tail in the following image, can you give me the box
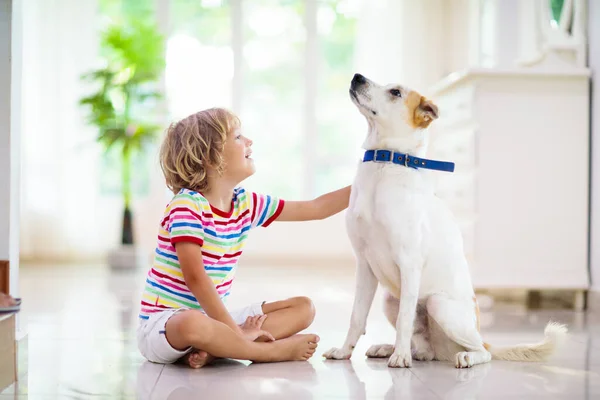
[483,321,567,362]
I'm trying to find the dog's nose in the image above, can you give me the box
[352,73,366,87]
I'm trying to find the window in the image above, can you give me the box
[314,0,362,195]
[163,0,361,199]
[238,0,306,198]
[96,0,159,198]
[97,0,362,200]
[166,0,234,118]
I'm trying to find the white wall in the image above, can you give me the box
[589,0,600,293]
[0,0,10,261]
[1,0,20,296]
[9,0,21,295]
[0,0,19,295]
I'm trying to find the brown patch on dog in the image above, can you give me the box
[474,295,481,331]
[405,90,439,129]
[483,342,491,351]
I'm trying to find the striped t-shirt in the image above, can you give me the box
[139,187,284,320]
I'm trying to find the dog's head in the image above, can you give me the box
[349,73,439,136]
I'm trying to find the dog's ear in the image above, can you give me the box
[406,91,439,129]
[414,97,438,129]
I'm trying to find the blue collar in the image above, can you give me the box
[363,149,455,173]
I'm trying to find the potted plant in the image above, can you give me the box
[79,18,165,268]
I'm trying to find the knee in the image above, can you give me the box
[290,296,315,328]
[169,310,212,345]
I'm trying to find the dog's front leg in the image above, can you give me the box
[388,263,421,368]
[323,259,378,360]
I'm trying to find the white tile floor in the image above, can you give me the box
[2,262,600,399]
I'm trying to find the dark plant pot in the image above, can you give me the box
[108,206,139,270]
[122,206,134,245]
[107,245,140,270]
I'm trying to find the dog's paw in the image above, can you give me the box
[388,349,412,368]
[366,344,394,358]
[323,347,353,360]
[455,352,474,368]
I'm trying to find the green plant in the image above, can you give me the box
[551,0,565,23]
[79,18,165,245]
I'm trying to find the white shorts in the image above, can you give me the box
[136,302,265,364]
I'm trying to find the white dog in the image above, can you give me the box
[323,73,567,368]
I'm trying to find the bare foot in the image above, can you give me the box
[262,334,320,362]
[181,350,215,369]
[0,293,17,307]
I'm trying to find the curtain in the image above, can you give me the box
[19,0,110,261]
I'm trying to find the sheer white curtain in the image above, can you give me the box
[18,0,184,263]
[19,0,116,262]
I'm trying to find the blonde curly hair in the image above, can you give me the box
[159,108,240,194]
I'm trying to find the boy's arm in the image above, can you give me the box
[175,242,244,335]
[276,185,351,222]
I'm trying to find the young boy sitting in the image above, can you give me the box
[137,108,351,368]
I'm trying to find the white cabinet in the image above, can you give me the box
[427,67,590,290]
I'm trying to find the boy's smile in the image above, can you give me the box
[222,129,255,182]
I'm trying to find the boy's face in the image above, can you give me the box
[221,128,255,182]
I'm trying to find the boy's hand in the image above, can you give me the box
[240,315,275,342]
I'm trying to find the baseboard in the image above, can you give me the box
[0,260,8,294]
[588,290,600,312]
[476,288,587,310]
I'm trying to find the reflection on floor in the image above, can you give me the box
[1,262,599,399]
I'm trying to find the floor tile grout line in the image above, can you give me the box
[408,367,444,399]
[148,364,165,399]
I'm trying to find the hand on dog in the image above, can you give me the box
[240,315,275,342]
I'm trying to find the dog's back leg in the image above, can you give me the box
[412,301,436,361]
[373,292,435,361]
[426,293,491,368]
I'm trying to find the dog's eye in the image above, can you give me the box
[390,89,402,97]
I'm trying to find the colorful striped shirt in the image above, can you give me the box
[139,187,284,320]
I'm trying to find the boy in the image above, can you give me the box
[137,108,351,368]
